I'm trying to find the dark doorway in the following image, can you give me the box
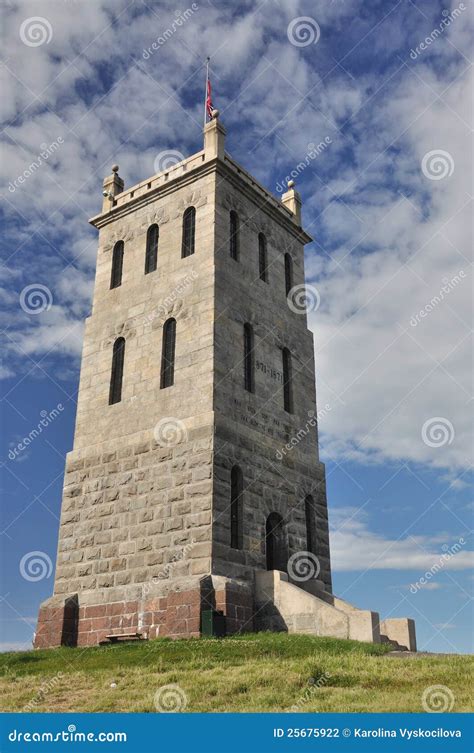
[265,513,287,572]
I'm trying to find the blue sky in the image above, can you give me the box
[0,0,472,654]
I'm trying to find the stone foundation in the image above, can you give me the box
[34,577,254,648]
[34,596,79,649]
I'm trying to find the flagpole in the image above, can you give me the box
[204,56,210,128]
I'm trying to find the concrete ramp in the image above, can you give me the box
[255,570,380,644]
[255,570,416,650]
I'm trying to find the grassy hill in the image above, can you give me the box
[0,633,471,713]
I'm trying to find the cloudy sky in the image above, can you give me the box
[0,0,472,654]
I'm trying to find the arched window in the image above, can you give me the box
[230,465,243,549]
[305,495,316,555]
[110,241,124,289]
[258,233,268,282]
[109,337,125,405]
[282,347,292,413]
[182,206,196,258]
[145,224,159,274]
[266,512,287,571]
[160,318,176,388]
[229,210,239,261]
[284,253,293,297]
[243,323,254,393]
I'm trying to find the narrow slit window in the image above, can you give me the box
[182,206,196,258]
[109,337,125,405]
[110,241,124,289]
[161,318,176,388]
[230,210,239,261]
[258,233,268,282]
[282,347,293,413]
[145,224,159,274]
[244,323,254,393]
[284,253,293,297]
[230,465,243,549]
[305,495,316,555]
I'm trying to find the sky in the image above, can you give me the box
[0,0,472,656]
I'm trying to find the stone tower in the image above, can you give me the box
[34,114,416,652]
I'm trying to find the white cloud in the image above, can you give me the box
[0,0,471,481]
[309,61,472,472]
[330,507,473,572]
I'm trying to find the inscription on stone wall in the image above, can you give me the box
[231,398,291,441]
[256,360,283,383]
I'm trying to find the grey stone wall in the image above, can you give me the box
[211,166,332,592]
[49,142,332,614]
[53,169,217,601]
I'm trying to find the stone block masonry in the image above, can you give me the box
[35,113,415,649]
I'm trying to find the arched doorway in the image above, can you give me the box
[265,513,288,572]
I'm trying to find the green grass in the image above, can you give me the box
[0,633,471,713]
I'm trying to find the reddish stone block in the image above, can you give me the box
[34,597,79,649]
[176,605,190,619]
[166,590,187,607]
[85,604,106,619]
[186,618,200,633]
[167,619,187,635]
[143,598,161,611]
[91,616,109,630]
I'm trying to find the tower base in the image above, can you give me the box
[34,572,416,652]
[34,575,254,648]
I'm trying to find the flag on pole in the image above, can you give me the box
[206,75,213,120]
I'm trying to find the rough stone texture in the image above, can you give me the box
[212,157,332,591]
[35,117,336,648]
